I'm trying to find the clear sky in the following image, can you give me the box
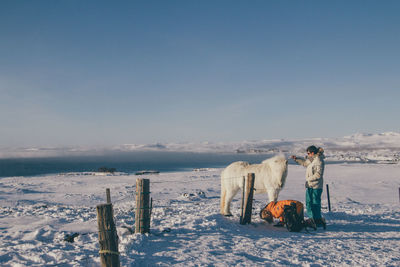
[1,0,399,148]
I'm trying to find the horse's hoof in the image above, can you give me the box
[223,213,233,217]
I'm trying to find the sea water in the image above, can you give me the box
[0,151,274,178]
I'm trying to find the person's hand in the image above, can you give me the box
[290,155,297,160]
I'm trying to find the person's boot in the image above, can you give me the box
[305,218,317,230]
[315,218,326,230]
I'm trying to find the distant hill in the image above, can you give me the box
[1,132,399,163]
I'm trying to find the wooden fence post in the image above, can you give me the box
[97,203,120,267]
[106,188,111,204]
[135,178,151,234]
[326,184,331,212]
[240,176,245,224]
[240,173,255,225]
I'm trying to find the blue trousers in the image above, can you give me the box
[306,188,322,219]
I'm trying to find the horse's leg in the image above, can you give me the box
[267,187,280,202]
[220,186,227,215]
[224,187,240,216]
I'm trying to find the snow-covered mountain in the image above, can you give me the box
[2,132,400,163]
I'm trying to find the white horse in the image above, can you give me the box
[220,155,288,216]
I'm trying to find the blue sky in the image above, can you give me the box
[1,1,399,148]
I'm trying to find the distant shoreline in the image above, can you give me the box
[1,150,398,178]
[0,151,273,178]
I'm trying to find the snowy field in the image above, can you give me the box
[1,161,399,266]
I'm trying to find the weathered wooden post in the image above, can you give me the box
[240,176,245,223]
[106,188,111,204]
[135,178,151,234]
[97,203,120,267]
[240,173,255,225]
[326,184,331,212]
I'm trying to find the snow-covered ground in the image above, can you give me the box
[1,132,400,266]
[0,161,399,266]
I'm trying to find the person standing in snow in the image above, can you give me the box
[291,145,326,229]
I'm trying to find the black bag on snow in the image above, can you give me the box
[283,203,304,232]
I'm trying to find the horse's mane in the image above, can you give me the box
[262,154,286,164]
